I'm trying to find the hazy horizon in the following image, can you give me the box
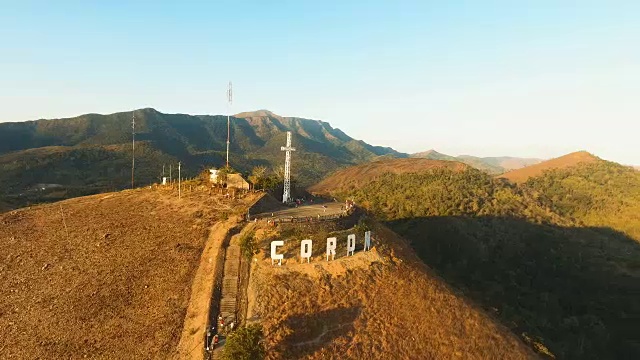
[1,1,639,164]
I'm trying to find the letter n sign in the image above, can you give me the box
[347,234,356,256]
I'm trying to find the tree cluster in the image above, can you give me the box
[330,166,640,359]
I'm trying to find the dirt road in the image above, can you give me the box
[175,217,241,359]
[253,202,344,220]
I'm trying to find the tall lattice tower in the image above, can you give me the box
[226,81,232,168]
[280,131,296,203]
[131,111,135,189]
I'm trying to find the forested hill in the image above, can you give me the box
[0,108,402,208]
[312,158,640,359]
[523,159,640,241]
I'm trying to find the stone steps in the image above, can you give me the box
[222,277,238,295]
[216,239,242,324]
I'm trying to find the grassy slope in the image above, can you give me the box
[0,187,252,359]
[499,151,598,183]
[311,162,640,359]
[0,142,176,192]
[247,221,536,359]
[308,158,468,194]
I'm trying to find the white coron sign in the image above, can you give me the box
[270,231,372,265]
[326,237,337,261]
[271,240,284,266]
[347,234,356,256]
[300,239,312,263]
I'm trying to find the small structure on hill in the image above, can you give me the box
[227,173,250,190]
[209,168,249,190]
[209,169,219,183]
[33,183,63,191]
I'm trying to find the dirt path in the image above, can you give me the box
[254,202,345,220]
[211,223,257,357]
[175,217,241,359]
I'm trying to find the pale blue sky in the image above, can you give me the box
[1,1,639,164]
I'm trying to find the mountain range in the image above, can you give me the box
[0,108,549,209]
[410,149,543,174]
[0,109,402,208]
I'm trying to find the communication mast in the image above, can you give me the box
[131,111,135,189]
[280,131,296,203]
[226,81,232,168]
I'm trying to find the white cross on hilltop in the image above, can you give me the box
[280,131,296,203]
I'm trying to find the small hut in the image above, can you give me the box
[226,173,250,190]
[209,168,250,190]
[209,169,219,183]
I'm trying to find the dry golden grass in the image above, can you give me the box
[245,222,536,359]
[0,187,255,359]
[499,151,598,183]
[308,158,468,194]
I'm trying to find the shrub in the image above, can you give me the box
[355,216,371,234]
[220,324,265,360]
[240,231,257,260]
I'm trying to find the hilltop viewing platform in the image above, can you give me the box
[252,201,348,221]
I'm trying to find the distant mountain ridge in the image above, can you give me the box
[410,149,543,174]
[0,108,402,208]
[0,109,400,160]
[499,151,599,183]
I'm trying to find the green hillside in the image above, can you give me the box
[319,165,640,359]
[453,155,505,174]
[523,160,640,241]
[0,109,402,209]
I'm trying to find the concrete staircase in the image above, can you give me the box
[219,244,241,325]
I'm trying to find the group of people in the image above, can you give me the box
[205,315,236,352]
[218,314,235,333]
[294,196,313,206]
[344,199,355,212]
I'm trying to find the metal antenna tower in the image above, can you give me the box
[280,131,296,203]
[226,81,232,168]
[131,111,135,189]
